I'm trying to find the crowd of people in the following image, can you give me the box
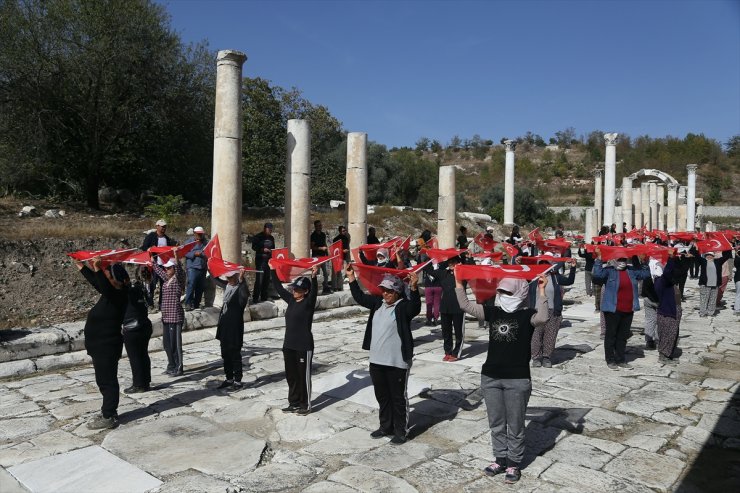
[75,217,740,484]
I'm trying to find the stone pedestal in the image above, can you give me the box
[641,182,650,229]
[603,133,618,226]
[621,178,632,231]
[437,166,456,249]
[666,184,678,232]
[285,119,311,258]
[632,188,641,229]
[585,207,595,242]
[211,50,247,264]
[503,140,516,226]
[686,164,698,232]
[677,205,688,232]
[594,169,603,228]
[345,132,368,250]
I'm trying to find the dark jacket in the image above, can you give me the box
[80,267,128,355]
[349,280,421,361]
[527,263,576,316]
[184,238,208,270]
[735,253,740,283]
[122,281,152,333]
[272,273,319,351]
[577,248,595,271]
[214,278,250,344]
[251,232,276,263]
[140,232,176,251]
[698,250,732,287]
[655,257,679,318]
[431,262,462,314]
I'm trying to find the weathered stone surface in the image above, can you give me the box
[603,448,685,492]
[401,459,482,492]
[0,417,54,442]
[8,445,161,493]
[623,434,667,452]
[345,441,434,472]
[235,463,316,492]
[102,415,266,476]
[302,481,358,493]
[329,465,417,493]
[701,378,735,390]
[541,462,646,493]
[303,427,382,456]
[547,434,624,469]
[153,471,233,493]
[0,360,36,379]
[0,430,92,467]
[0,465,30,493]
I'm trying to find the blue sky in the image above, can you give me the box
[160,0,740,149]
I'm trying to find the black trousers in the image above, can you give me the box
[221,340,244,381]
[603,311,633,364]
[253,259,270,302]
[690,257,701,277]
[283,348,313,409]
[123,326,152,388]
[678,274,688,298]
[369,363,410,437]
[90,343,123,418]
[441,312,465,356]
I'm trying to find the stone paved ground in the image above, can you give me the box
[1,280,739,492]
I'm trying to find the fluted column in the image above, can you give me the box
[656,184,665,230]
[686,164,698,232]
[438,165,456,248]
[345,132,368,251]
[649,182,658,231]
[641,182,650,229]
[632,187,641,229]
[503,140,516,226]
[285,119,311,258]
[621,177,632,231]
[211,50,247,264]
[603,133,618,226]
[594,168,603,228]
[667,183,678,232]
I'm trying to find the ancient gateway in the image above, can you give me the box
[208,50,708,250]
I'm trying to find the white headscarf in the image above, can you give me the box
[494,278,529,313]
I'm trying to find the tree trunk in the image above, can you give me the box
[85,173,100,209]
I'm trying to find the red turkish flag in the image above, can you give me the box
[594,244,659,261]
[350,261,429,296]
[625,229,644,241]
[471,252,504,263]
[148,242,197,264]
[207,257,259,278]
[389,235,412,258]
[330,240,344,273]
[668,232,696,243]
[528,228,543,243]
[358,237,400,261]
[697,233,732,254]
[271,247,290,261]
[67,248,138,264]
[455,263,553,303]
[426,237,439,249]
[122,251,152,266]
[270,256,335,282]
[203,234,222,260]
[501,242,519,258]
[473,232,497,251]
[536,239,571,254]
[423,248,467,263]
[518,255,564,265]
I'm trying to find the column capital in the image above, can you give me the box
[503,139,516,152]
[667,183,678,191]
[686,163,698,174]
[217,49,247,67]
[594,168,603,179]
[604,133,619,146]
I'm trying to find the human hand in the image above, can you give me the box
[345,263,355,282]
[74,260,85,271]
[408,271,418,289]
[537,274,548,291]
[311,266,319,278]
[568,258,577,267]
[92,256,102,271]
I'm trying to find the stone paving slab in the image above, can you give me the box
[7,445,161,493]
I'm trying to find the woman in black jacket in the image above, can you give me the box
[122,271,153,394]
[75,257,129,430]
[347,266,420,445]
[427,257,465,361]
[214,270,250,390]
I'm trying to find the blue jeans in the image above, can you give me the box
[185,268,206,308]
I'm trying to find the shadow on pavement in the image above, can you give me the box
[407,388,482,440]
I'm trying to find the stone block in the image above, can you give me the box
[344,441,434,472]
[0,417,54,442]
[154,471,233,493]
[235,463,316,492]
[0,430,92,467]
[603,448,685,492]
[541,462,646,493]
[35,351,90,372]
[328,465,417,493]
[0,328,69,363]
[0,360,36,379]
[250,302,279,320]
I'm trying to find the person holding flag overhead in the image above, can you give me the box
[346,264,421,445]
[151,252,186,376]
[454,266,550,484]
[140,219,177,310]
[270,263,319,415]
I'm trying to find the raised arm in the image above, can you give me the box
[530,275,550,327]
[308,268,319,306]
[454,287,485,319]
[270,269,292,303]
[346,265,379,309]
[151,263,167,282]
[78,264,105,295]
[556,259,577,286]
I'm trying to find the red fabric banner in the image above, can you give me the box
[271,247,290,261]
[148,242,197,264]
[455,263,553,303]
[668,232,697,242]
[270,256,335,282]
[122,251,151,266]
[350,261,429,296]
[358,236,400,261]
[501,242,519,258]
[67,248,138,263]
[389,235,412,258]
[423,248,467,263]
[203,234,222,260]
[473,232,497,251]
[528,228,543,243]
[536,239,571,253]
[330,240,344,273]
[697,233,733,254]
[518,255,564,265]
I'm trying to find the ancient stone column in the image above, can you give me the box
[677,205,688,232]
[503,140,516,227]
[614,206,623,235]
[285,119,311,258]
[632,187,641,229]
[621,177,632,231]
[594,168,603,228]
[686,164,698,232]
[705,221,714,233]
[211,50,247,264]
[666,183,678,232]
[585,207,595,242]
[603,133,619,227]
[649,182,658,231]
[641,182,650,229]
[345,132,368,251]
[656,184,665,230]
[438,165,456,249]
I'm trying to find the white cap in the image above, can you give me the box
[193,226,205,234]
[162,259,176,268]
[156,219,167,226]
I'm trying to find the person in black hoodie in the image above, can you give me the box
[427,256,465,361]
[577,243,595,297]
[75,258,129,430]
[271,265,319,414]
[251,223,275,303]
[122,270,153,394]
[455,273,549,484]
[347,266,421,445]
[214,270,250,390]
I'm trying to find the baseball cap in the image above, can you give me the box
[378,274,403,293]
[163,259,176,268]
[156,219,167,226]
[264,222,274,229]
[289,276,311,291]
[194,226,205,234]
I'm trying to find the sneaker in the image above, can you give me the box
[645,340,656,350]
[123,385,149,394]
[370,428,392,439]
[217,379,234,389]
[87,414,119,430]
[322,288,333,295]
[542,357,552,368]
[185,305,194,312]
[617,362,634,370]
[162,369,174,375]
[231,381,243,390]
[296,408,311,416]
[532,359,542,368]
[171,370,184,377]
[447,355,459,362]
[282,405,300,413]
[483,462,506,477]
[607,362,619,370]
[659,354,678,365]
[389,435,407,445]
[504,467,521,484]
[442,354,451,362]
[426,319,433,326]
